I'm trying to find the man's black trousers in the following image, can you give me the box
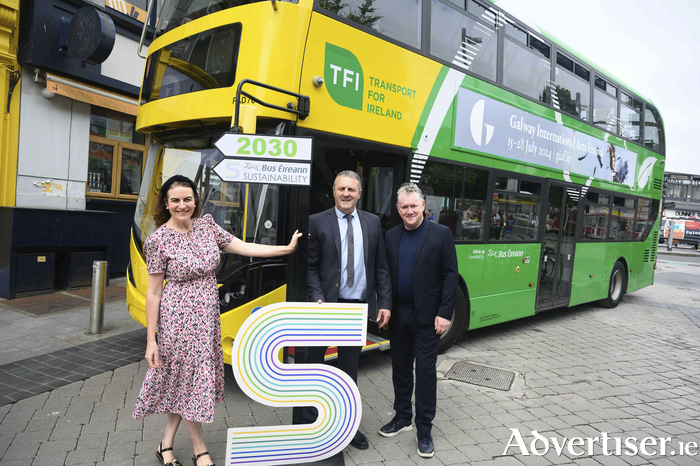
[390,300,440,435]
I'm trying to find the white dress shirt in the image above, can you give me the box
[335,207,366,300]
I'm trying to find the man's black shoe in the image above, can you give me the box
[417,432,434,458]
[350,431,369,450]
[378,418,412,438]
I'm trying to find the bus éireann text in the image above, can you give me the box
[127,0,665,363]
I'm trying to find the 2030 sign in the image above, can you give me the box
[238,137,298,158]
[215,134,313,162]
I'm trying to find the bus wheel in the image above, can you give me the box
[600,261,626,308]
[438,288,468,354]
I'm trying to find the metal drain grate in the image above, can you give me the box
[444,362,515,391]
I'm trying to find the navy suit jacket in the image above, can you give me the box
[385,220,459,325]
[307,207,392,316]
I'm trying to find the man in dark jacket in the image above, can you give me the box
[297,170,391,450]
[379,182,458,458]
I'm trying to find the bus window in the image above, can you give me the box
[554,53,590,120]
[430,0,497,82]
[503,23,551,104]
[490,194,540,241]
[620,92,642,143]
[491,176,541,241]
[593,76,617,134]
[365,166,395,231]
[159,0,291,34]
[320,0,422,49]
[644,104,665,154]
[635,198,652,241]
[582,191,609,240]
[611,196,635,240]
[145,23,242,101]
[419,160,488,241]
[494,176,541,196]
[245,184,282,246]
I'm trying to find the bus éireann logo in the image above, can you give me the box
[470,99,494,147]
[325,43,363,111]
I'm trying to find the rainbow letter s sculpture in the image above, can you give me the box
[226,302,368,465]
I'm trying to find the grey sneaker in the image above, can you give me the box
[379,418,412,437]
[417,432,434,458]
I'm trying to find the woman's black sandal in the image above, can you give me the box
[193,451,215,466]
[156,442,183,466]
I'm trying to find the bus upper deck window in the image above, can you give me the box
[594,76,618,134]
[503,27,551,104]
[620,92,642,142]
[430,0,497,81]
[555,53,590,120]
[644,104,665,154]
[320,0,422,50]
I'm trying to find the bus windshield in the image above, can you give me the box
[159,0,295,34]
[133,138,282,255]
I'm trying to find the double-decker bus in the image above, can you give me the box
[127,0,665,363]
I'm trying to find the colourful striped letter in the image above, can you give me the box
[226,302,367,465]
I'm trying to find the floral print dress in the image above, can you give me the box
[133,214,234,423]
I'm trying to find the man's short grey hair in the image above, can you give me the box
[333,170,362,191]
[397,182,425,201]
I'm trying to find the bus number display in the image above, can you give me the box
[237,137,297,158]
[215,134,313,162]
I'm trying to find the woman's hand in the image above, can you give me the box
[145,340,161,368]
[288,230,303,253]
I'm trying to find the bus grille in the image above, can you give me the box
[652,178,663,191]
[644,232,659,262]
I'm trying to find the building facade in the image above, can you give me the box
[0,0,149,298]
[661,172,700,248]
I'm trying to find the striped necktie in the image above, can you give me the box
[343,214,354,287]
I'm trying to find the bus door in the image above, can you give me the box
[308,138,406,229]
[536,183,581,310]
[358,161,403,231]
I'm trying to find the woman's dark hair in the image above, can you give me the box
[154,175,202,227]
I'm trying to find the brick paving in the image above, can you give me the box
[0,263,699,465]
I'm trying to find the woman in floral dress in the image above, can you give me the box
[133,175,301,466]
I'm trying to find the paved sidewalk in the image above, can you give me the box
[0,277,146,407]
[1,264,699,465]
[657,244,699,258]
[0,277,143,367]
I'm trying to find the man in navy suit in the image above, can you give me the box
[379,182,458,458]
[296,170,392,450]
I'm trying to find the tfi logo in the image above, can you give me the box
[325,43,363,110]
[470,100,494,146]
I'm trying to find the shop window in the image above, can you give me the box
[87,107,147,200]
[690,185,700,202]
[582,191,609,240]
[419,160,489,241]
